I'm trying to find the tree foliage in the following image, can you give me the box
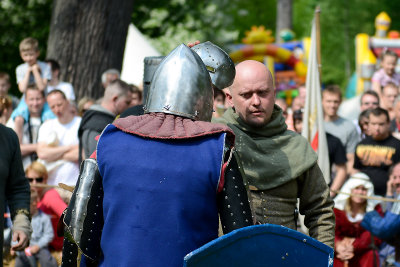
[2,0,400,98]
[0,0,52,96]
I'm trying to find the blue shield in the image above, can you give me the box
[184,224,334,267]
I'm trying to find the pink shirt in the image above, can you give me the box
[371,68,400,87]
[38,188,67,251]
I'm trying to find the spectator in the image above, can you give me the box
[0,96,12,125]
[11,37,53,127]
[372,49,400,99]
[101,69,120,89]
[212,87,226,119]
[14,191,57,267]
[37,90,81,186]
[129,84,142,107]
[77,97,95,117]
[26,161,67,254]
[78,79,132,161]
[381,82,399,120]
[390,95,400,140]
[360,91,380,112]
[358,109,371,139]
[16,37,51,94]
[354,108,400,196]
[333,173,381,267]
[45,59,75,102]
[291,96,303,111]
[353,91,380,135]
[297,84,307,108]
[0,72,19,109]
[361,162,400,266]
[322,85,360,174]
[0,124,32,263]
[7,85,52,170]
[293,108,347,197]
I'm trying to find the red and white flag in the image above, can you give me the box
[301,18,330,183]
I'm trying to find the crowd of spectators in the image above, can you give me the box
[2,36,400,266]
[0,37,140,266]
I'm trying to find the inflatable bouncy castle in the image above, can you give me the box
[355,12,400,95]
[229,26,309,106]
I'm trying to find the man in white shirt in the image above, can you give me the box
[322,85,360,175]
[7,85,50,170]
[37,90,81,186]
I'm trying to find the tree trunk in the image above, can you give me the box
[276,0,292,43]
[46,0,134,100]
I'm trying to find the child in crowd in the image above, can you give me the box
[0,72,19,109]
[14,191,57,267]
[26,161,68,254]
[16,37,51,94]
[10,37,54,124]
[45,59,75,101]
[372,49,400,99]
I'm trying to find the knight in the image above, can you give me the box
[61,44,253,266]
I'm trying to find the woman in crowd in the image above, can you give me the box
[25,161,67,261]
[333,172,381,267]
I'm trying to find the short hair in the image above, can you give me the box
[0,96,12,117]
[101,69,120,84]
[19,37,39,53]
[25,161,48,180]
[358,109,371,129]
[382,82,399,93]
[213,87,225,102]
[292,109,304,121]
[360,90,379,105]
[47,89,67,100]
[369,107,390,122]
[25,84,45,98]
[389,162,400,176]
[104,79,131,100]
[323,85,342,100]
[131,84,142,101]
[45,59,60,72]
[77,97,95,116]
[0,72,10,84]
[381,49,399,61]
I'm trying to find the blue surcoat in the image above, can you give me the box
[96,124,226,266]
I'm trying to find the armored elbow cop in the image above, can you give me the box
[62,159,104,263]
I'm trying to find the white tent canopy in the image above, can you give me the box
[121,24,161,87]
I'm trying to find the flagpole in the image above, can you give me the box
[315,6,321,82]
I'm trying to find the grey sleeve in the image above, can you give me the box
[82,129,101,158]
[36,215,54,248]
[298,163,335,248]
[346,124,360,153]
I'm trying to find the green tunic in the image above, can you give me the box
[0,124,30,261]
[214,105,335,248]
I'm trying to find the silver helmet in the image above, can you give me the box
[144,44,213,121]
[191,41,236,90]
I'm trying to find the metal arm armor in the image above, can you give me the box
[62,158,104,265]
[218,154,253,234]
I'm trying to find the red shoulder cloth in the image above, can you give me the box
[113,112,235,144]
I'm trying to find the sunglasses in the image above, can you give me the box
[27,177,44,183]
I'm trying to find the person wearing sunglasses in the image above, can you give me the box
[26,161,67,259]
